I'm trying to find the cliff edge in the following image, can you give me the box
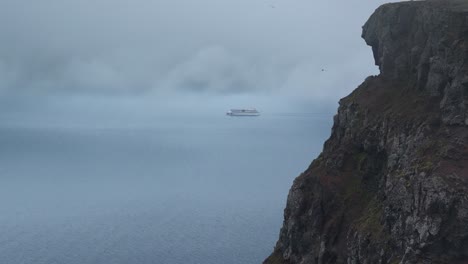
[265,1,468,263]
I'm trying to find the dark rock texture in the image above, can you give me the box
[264,1,468,263]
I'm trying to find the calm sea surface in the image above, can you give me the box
[0,106,332,264]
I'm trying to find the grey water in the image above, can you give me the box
[0,98,333,264]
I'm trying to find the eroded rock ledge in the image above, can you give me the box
[264,1,468,263]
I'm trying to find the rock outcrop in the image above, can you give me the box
[265,1,468,263]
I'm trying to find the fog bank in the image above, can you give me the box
[0,0,392,100]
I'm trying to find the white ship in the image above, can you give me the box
[226,108,260,116]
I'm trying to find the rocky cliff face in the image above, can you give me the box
[265,1,468,263]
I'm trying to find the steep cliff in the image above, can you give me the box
[265,1,468,263]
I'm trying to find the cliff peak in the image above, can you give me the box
[363,0,468,125]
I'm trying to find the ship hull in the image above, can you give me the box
[226,112,260,116]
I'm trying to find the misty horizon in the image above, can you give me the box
[0,1,403,263]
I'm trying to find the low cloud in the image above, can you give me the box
[0,0,392,100]
[161,46,257,94]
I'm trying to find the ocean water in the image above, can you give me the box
[0,100,333,264]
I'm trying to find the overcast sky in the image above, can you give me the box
[0,0,393,100]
